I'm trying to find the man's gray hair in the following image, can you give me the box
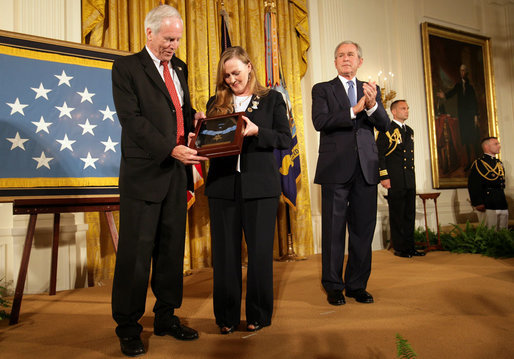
[144,5,182,34]
[334,41,363,59]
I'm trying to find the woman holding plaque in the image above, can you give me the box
[205,46,291,334]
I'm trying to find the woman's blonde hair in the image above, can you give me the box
[207,46,269,116]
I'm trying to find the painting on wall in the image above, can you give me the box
[421,22,498,189]
[0,30,127,197]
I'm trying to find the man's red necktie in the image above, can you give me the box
[161,60,184,145]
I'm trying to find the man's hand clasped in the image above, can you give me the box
[353,81,378,115]
[352,97,366,115]
[363,81,377,109]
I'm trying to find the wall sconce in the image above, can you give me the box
[377,71,397,109]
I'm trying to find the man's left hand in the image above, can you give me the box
[363,81,377,109]
[380,179,391,189]
[474,204,486,212]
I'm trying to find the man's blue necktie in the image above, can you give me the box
[347,80,357,106]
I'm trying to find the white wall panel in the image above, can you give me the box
[0,0,15,30]
[0,0,81,42]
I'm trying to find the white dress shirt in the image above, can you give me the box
[233,95,252,172]
[146,46,184,106]
[338,75,378,118]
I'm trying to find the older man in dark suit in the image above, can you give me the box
[111,5,207,357]
[312,41,389,306]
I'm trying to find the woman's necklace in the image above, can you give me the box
[234,94,252,107]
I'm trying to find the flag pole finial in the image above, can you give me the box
[265,0,277,13]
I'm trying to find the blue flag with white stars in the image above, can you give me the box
[0,46,120,188]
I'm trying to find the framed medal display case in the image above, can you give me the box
[189,112,245,158]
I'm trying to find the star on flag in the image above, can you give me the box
[55,101,75,119]
[101,136,118,152]
[56,134,76,151]
[6,98,29,115]
[80,152,99,169]
[6,132,29,150]
[55,70,73,87]
[31,83,52,100]
[32,151,54,169]
[78,119,97,135]
[100,105,116,122]
[31,116,53,133]
[77,87,95,103]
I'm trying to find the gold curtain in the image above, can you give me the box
[81,0,313,284]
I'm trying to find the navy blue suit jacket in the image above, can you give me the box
[312,77,389,185]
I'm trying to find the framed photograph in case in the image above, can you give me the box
[190,112,245,158]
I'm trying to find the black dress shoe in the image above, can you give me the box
[394,250,412,258]
[246,322,264,332]
[154,323,199,341]
[220,325,235,334]
[346,289,374,303]
[410,249,426,256]
[119,336,145,357]
[326,290,345,306]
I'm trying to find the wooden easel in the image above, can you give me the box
[9,196,119,325]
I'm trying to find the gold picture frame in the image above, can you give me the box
[421,22,498,188]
